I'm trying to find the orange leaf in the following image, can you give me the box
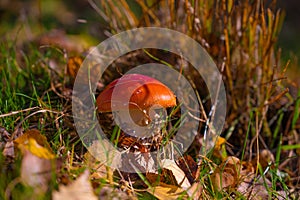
[67,56,83,78]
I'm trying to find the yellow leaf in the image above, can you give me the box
[214,136,226,151]
[18,138,55,159]
[212,136,228,161]
[14,129,55,159]
[147,183,187,200]
[14,129,52,151]
[28,138,55,159]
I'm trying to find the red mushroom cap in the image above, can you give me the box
[96,74,176,113]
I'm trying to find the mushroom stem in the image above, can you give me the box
[113,107,167,139]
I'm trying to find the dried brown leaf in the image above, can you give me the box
[251,149,275,170]
[53,170,97,200]
[0,126,10,148]
[3,141,15,157]
[211,156,241,191]
[237,174,273,200]
[160,159,191,190]
[146,168,178,186]
[177,155,198,184]
[187,181,203,200]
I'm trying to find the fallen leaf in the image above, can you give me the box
[146,168,178,186]
[18,137,55,159]
[147,183,188,200]
[210,155,285,199]
[211,156,241,191]
[2,141,15,157]
[14,129,53,153]
[237,160,286,199]
[21,148,56,193]
[240,160,255,176]
[11,130,57,194]
[2,128,22,157]
[0,126,10,149]
[53,170,98,200]
[177,155,198,184]
[187,181,203,200]
[67,56,83,78]
[160,159,191,190]
[212,136,228,161]
[251,149,275,170]
[237,173,274,200]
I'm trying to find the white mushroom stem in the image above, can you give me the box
[113,108,167,138]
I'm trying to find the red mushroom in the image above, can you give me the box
[96,74,176,139]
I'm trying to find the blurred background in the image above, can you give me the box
[0,0,299,80]
[277,0,300,61]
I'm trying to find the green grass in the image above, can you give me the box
[0,40,77,200]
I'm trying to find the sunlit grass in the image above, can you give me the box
[0,40,78,199]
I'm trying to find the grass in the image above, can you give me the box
[0,40,77,199]
[0,0,300,199]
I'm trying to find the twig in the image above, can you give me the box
[0,107,39,118]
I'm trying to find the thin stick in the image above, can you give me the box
[0,107,39,118]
